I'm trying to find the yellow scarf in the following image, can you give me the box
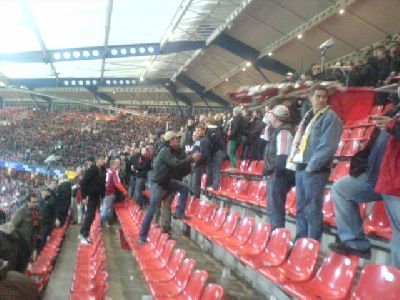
[298,106,329,156]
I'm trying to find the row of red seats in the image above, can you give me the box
[183,198,400,299]
[70,214,108,300]
[26,218,70,292]
[114,200,224,300]
[221,159,264,176]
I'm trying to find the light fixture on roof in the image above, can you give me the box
[63,80,69,86]
[225,78,229,82]
[119,80,124,85]
[85,80,91,85]
[130,48,136,54]
[125,80,130,85]
[106,80,111,85]
[63,52,71,59]
[71,80,76,86]
[139,76,144,82]
[245,61,252,67]
[92,80,97,85]
[139,47,146,54]
[112,90,116,94]
[268,52,273,56]
[112,80,117,85]
[242,67,246,72]
[339,8,345,15]
[132,80,136,84]
[53,52,61,60]
[73,51,81,58]
[111,49,118,56]
[92,50,99,57]
[83,50,90,57]
[297,33,303,39]
[148,46,155,53]
[78,80,83,85]
[120,48,127,55]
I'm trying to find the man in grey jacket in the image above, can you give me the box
[288,84,342,241]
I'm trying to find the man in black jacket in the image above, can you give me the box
[79,155,106,244]
[133,146,152,209]
[228,106,244,170]
[137,131,200,244]
[36,183,57,252]
[56,175,71,227]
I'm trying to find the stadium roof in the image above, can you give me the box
[0,0,399,107]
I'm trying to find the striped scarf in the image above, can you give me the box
[287,106,329,170]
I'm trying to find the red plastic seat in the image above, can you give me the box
[285,187,296,216]
[370,105,384,115]
[240,228,291,269]
[237,180,267,206]
[225,160,242,174]
[283,252,359,300]
[242,160,258,175]
[184,202,209,227]
[231,222,272,257]
[209,212,240,240]
[220,160,230,171]
[259,238,320,285]
[213,177,235,197]
[200,283,224,300]
[148,258,196,298]
[201,174,207,189]
[157,270,208,300]
[335,140,345,157]
[350,126,375,141]
[350,264,400,300]
[329,161,350,182]
[254,160,264,176]
[143,190,151,199]
[216,216,255,248]
[340,128,352,141]
[140,240,176,271]
[197,208,228,235]
[322,189,336,226]
[342,140,363,157]
[192,204,217,231]
[136,232,169,261]
[186,198,200,217]
[237,160,250,174]
[225,179,249,199]
[364,201,392,240]
[144,249,187,283]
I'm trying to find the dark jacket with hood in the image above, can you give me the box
[80,164,106,198]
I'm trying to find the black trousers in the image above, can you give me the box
[80,194,100,238]
[36,223,53,253]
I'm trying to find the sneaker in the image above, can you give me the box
[206,187,214,191]
[329,242,371,259]
[78,234,91,245]
[137,237,148,245]
[173,214,191,220]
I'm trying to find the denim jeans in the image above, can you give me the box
[128,175,136,198]
[206,150,225,189]
[134,177,146,207]
[295,170,330,241]
[190,166,202,198]
[139,180,190,239]
[228,140,238,169]
[332,174,400,268]
[267,173,293,229]
[101,194,116,224]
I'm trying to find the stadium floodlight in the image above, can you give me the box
[319,38,335,71]
[63,52,71,59]
[139,47,145,54]
[111,49,118,56]
[148,46,154,53]
[53,52,61,60]
[92,50,100,57]
[120,48,127,55]
[73,51,81,58]
[83,50,90,57]
[130,48,136,54]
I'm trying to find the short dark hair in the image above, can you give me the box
[310,84,329,97]
[26,190,38,202]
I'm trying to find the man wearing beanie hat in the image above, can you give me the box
[227,106,244,170]
[264,105,295,229]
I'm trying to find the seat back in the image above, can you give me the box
[148,227,162,247]
[211,208,229,230]
[200,283,224,300]
[204,204,217,224]
[264,228,291,266]
[314,252,359,299]
[231,217,255,245]
[238,160,250,172]
[183,270,209,299]
[221,212,240,237]
[221,160,230,171]
[322,189,335,221]
[232,179,249,196]
[246,160,258,174]
[351,264,400,300]
[167,249,187,275]
[175,258,196,288]
[154,233,169,253]
[244,222,272,254]
[195,202,209,220]
[254,160,264,176]
[365,201,391,228]
[187,198,200,216]
[159,240,176,263]
[342,140,364,157]
[285,238,320,281]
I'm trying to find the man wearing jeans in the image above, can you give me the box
[101,159,127,227]
[137,131,201,244]
[287,84,342,241]
[330,110,400,268]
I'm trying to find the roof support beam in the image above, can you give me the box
[21,0,59,81]
[100,0,114,82]
[164,82,192,107]
[0,41,205,63]
[86,87,116,106]
[177,74,230,107]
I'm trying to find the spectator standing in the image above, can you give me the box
[36,185,57,252]
[133,147,152,210]
[180,117,196,149]
[287,84,342,241]
[265,105,295,229]
[12,191,41,272]
[227,106,244,170]
[101,159,127,227]
[79,155,106,244]
[56,175,71,227]
[248,109,266,160]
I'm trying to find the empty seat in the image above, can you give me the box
[240,228,291,269]
[351,264,400,300]
[209,212,240,240]
[284,252,359,300]
[159,270,208,300]
[139,240,176,271]
[225,179,249,199]
[196,207,228,235]
[148,258,196,298]
[329,161,350,182]
[259,238,320,285]
[254,160,264,176]
[227,222,271,257]
[342,140,363,157]
[364,201,392,240]
[216,217,255,249]
[242,160,258,175]
[200,284,224,300]
[184,202,209,227]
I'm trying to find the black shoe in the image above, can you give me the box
[136,237,148,245]
[329,242,371,259]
